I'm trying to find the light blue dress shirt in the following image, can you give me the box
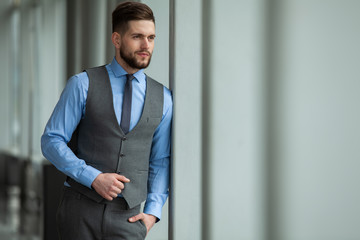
[41,57,172,220]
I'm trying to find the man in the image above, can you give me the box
[41,2,172,239]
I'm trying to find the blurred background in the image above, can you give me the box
[0,0,359,240]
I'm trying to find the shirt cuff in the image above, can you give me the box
[143,200,164,222]
[78,165,102,189]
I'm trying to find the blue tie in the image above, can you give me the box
[120,74,134,134]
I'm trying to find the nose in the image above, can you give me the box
[141,38,150,49]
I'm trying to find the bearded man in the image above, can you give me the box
[41,2,172,239]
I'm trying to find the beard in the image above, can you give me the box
[119,45,152,70]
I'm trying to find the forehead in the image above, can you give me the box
[126,20,155,35]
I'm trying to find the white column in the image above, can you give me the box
[170,0,203,238]
[202,0,267,239]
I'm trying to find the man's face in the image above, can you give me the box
[118,20,155,71]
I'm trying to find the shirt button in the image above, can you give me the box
[122,137,127,141]
[120,153,125,157]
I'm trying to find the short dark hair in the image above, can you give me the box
[112,1,155,33]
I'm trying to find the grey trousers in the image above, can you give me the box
[56,186,147,240]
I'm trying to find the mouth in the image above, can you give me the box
[136,51,150,57]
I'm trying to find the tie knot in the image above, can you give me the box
[126,74,135,82]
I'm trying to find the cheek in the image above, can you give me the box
[128,41,140,51]
[149,44,155,53]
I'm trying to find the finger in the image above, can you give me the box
[110,191,118,198]
[113,181,125,190]
[110,185,122,194]
[103,194,113,201]
[109,186,121,196]
[128,213,143,222]
[115,174,130,183]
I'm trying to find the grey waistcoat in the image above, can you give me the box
[67,66,163,209]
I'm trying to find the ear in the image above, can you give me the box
[111,32,121,48]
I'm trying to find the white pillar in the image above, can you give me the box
[202,0,267,239]
[170,0,203,239]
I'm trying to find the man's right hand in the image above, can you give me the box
[91,173,130,201]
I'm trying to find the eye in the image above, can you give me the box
[148,35,155,41]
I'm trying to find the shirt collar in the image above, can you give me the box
[109,57,145,83]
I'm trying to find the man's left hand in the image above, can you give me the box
[129,213,157,235]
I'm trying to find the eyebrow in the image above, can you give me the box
[131,33,156,37]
